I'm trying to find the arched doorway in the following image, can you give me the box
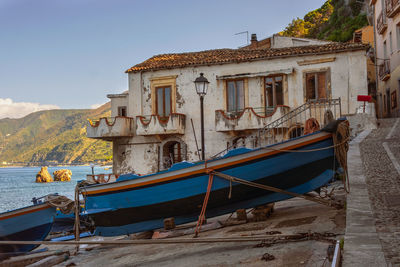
[160,139,187,170]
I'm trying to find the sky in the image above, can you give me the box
[0,0,326,119]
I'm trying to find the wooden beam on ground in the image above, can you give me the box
[25,253,69,267]
[0,233,336,246]
[0,250,69,267]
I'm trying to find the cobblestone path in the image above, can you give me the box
[360,118,400,266]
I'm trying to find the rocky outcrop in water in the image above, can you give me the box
[53,169,72,182]
[35,166,53,183]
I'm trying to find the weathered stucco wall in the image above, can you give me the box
[271,35,330,48]
[111,50,367,175]
[109,96,128,117]
[373,0,400,117]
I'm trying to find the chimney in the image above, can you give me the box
[250,33,258,48]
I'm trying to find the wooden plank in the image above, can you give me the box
[297,57,336,66]
[0,250,69,267]
[25,253,69,267]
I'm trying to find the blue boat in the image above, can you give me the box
[0,202,56,256]
[81,127,342,237]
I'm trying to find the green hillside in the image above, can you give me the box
[281,0,369,42]
[0,103,112,165]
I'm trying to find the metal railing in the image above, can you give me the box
[377,11,388,34]
[378,60,390,80]
[386,0,400,17]
[211,99,342,158]
[258,98,342,146]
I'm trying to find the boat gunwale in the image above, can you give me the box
[82,131,333,196]
[0,203,53,221]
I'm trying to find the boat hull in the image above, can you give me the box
[0,204,56,255]
[83,132,336,236]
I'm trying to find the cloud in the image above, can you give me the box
[0,98,59,119]
[90,103,103,109]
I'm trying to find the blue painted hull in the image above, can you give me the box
[82,132,337,236]
[0,204,56,255]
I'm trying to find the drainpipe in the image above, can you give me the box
[140,71,144,116]
[372,4,381,118]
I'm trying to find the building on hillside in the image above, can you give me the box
[87,42,368,175]
[370,0,400,117]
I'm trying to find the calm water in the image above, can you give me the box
[0,166,112,213]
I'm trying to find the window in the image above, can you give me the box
[150,75,177,117]
[156,86,171,117]
[384,41,387,59]
[305,72,327,100]
[226,79,245,112]
[117,106,127,117]
[265,76,283,109]
[391,91,397,109]
[384,94,387,112]
[390,32,393,53]
[397,25,400,50]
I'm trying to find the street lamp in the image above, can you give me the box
[194,73,209,160]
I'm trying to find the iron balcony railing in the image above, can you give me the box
[378,60,390,81]
[212,98,342,158]
[258,98,342,146]
[386,0,400,17]
[377,10,388,34]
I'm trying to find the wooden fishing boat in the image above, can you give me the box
[81,123,345,237]
[0,202,56,256]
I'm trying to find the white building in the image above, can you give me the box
[87,42,368,175]
[370,0,400,117]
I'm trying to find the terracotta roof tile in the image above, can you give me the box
[125,43,369,73]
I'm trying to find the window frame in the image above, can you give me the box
[117,106,127,117]
[155,86,172,118]
[303,68,331,102]
[396,24,400,50]
[150,75,177,116]
[390,31,393,54]
[264,75,284,109]
[226,79,245,113]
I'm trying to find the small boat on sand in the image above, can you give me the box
[81,121,347,237]
[0,202,56,256]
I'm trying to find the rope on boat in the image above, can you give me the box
[46,195,75,214]
[211,171,342,209]
[332,120,350,193]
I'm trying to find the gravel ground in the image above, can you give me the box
[360,118,400,266]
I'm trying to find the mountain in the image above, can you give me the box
[280,0,369,42]
[0,103,112,165]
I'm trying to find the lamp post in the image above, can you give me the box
[194,73,209,161]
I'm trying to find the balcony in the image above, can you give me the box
[379,60,391,81]
[86,117,134,140]
[215,106,291,132]
[386,0,400,17]
[136,113,186,135]
[377,11,387,34]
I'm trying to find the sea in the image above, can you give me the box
[0,166,112,213]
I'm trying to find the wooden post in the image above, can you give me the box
[236,209,247,221]
[163,218,175,230]
[74,186,80,254]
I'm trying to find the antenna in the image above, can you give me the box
[235,31,249,45]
